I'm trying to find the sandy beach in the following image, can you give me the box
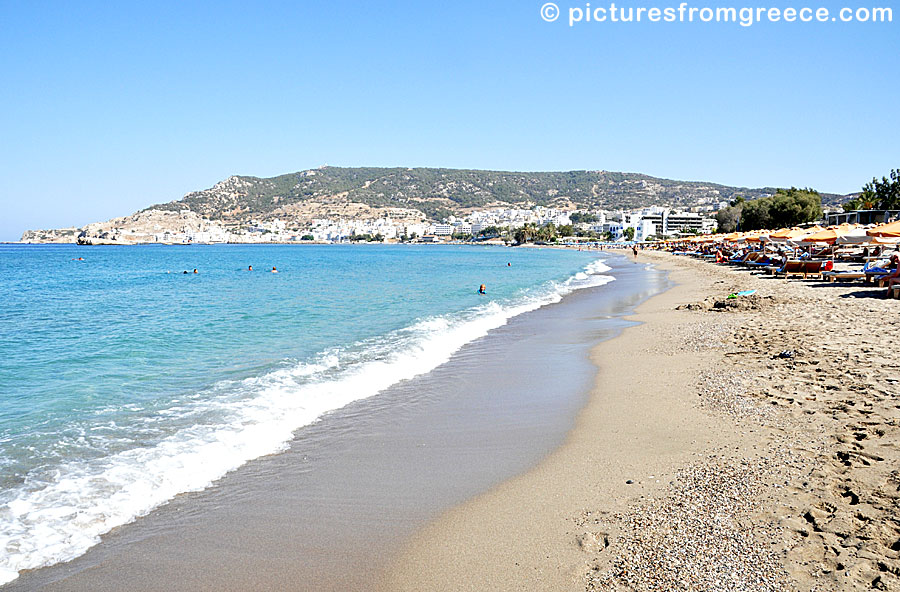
[3,253,669,592]
[382,251,900,592]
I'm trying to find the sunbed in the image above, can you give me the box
[769,260,803,277]
[770,260,831,279]
[822,270,866,283]
[867,272,890,284]
[797,260,832,279]
[726,251,753,265]
[739,252,763,265]
[745,255,775,268]
[822,260,876,283]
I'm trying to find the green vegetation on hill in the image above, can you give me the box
[147,167,786,221]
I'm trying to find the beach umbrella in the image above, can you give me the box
[799,224,859,245]
[866,221,900,245]
[868,220,900,238]
[741,230,770,252]
[744,230,769,243]
[770,226,824,244]
[835,225,875,244]
[767,226,823,258]
[767,227,803,243]
[759,228,785,243]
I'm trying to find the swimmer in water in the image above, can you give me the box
[248,265,253,271]
[507,262,511,267]
[193,269,198,274]
[478,284,486,295]
[72,257,84,261]
[271,267,278,273]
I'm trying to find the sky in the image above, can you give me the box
[1,0,897,241]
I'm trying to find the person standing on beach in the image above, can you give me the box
[632,245,638,258]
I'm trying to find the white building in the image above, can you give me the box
[635,219,656,242]
[452,222,473,235]
[403,223,429,238]
[603,222,624,241]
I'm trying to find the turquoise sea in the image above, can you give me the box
[0,243,613,585]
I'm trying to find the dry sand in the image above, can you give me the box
[381,251,900,592]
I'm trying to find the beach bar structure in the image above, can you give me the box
[827,209,900,226]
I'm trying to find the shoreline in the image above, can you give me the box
[382,250,900,591]
[8,250,897,590]
[380,251,745,591]
[2,253,664,591]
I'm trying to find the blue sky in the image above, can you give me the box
[1,0,897,240]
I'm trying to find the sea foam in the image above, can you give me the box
[0,258,614,585]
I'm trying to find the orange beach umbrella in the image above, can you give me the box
[868,220,900,238]
[799,224,860,245]
[742,230,769,243]
[769,226,823,243]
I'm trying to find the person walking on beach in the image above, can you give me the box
[632,245,638,259]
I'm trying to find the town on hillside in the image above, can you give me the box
[22,204,729,245]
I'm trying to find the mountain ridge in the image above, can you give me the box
[21,166,850,242]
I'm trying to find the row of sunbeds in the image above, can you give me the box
[675,248,900,298]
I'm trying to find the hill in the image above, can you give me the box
[21,167,852,243]
[146,167,783,222]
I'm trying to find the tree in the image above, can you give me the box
[624,227,635,241]
[535,223,557,242]
[737,188,822,231]
[861,169,900,210]
[715,205,742,233]
[513,223,538,244]
[740,198,771,230]
[842,193,877,212]
[570,213,599,224]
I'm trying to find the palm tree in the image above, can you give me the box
[513,223,538,244]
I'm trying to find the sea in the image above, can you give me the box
[0,243,616,586]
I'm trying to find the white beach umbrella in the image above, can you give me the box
[835,226,877,245]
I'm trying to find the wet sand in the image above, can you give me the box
[5,255,669,591]
[384,250,900,592]
[382,252,743,591]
